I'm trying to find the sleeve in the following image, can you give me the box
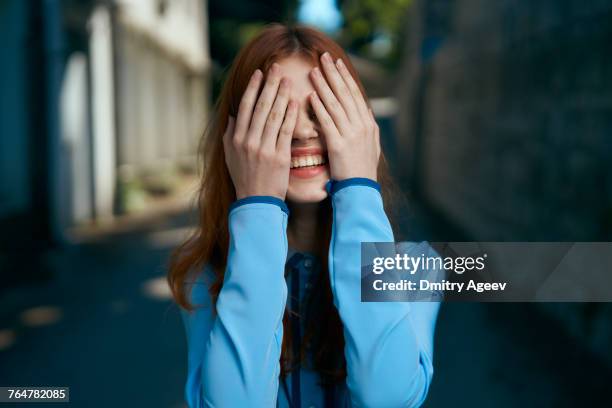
[327,178,440,408]
[180,197,289,408]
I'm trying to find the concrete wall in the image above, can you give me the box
[115,26,208,172]
[113,0,210,212]
[395,0,612,365]
[397,0,612,242]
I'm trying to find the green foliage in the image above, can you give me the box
[208,0,301,99]
[209,20,271,100]
[207,0,414,94]
[209,20,268,66]
[338,0,413,68]
[208,0,300,66]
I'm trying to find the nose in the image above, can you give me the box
[292,108,318,141]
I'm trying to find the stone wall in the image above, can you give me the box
[396,0,612,241]
[395,0,612,365]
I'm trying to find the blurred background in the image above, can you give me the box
[1,0,611,406]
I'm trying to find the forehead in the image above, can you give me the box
[275,56,317,95]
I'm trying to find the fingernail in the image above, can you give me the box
[336,58,344,69]
[322,52,332,62]
[271,63,280,74]
[253,69,262,79]
[312,67,321,77]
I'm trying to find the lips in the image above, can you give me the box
[290,154,326,169]
[290,148,328,179]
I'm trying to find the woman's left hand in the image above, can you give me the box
[309,51,380,182]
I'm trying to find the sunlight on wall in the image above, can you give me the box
[19,306,63,327]
[147,226,195,249]
[141,276,173,301]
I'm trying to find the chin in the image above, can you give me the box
[286,169,330,204]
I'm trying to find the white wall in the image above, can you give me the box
[89,5,117,222]
[113,0,210,173]
[59,53,93,226]
[116,0,209,72]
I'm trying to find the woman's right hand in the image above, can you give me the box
[223,63,298,201]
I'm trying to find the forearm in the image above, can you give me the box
[201,200,289,407]
[328,180,434,408]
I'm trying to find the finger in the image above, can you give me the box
[309,66,349,132]
[336,57,371,120]
[369,108,381,156]
[261,77,291,151]
[248,63,283,144]
[222,115,236,147]
[309,91,341,150]
[235,70,263,143]
[368,107,376,126]
[276,100,298,154]
[320,52,360,123]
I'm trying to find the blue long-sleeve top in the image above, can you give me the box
[180,179,440,407]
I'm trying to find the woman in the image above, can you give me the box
[168,23,440,408]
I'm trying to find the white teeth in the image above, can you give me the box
[290,154,327,169]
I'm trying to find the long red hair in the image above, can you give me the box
[168,23,400,385]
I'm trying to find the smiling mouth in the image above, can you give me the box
[290,154,327,169]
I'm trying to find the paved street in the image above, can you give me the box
[0,209,191,407]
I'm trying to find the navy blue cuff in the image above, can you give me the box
[229,195,290,215]
[325,177,381,196]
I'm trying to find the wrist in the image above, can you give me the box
[230,195,290,215]
[235,189,285,201]
[325,177,381,196]
[332,174,377,183]
[329,167,377,183]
